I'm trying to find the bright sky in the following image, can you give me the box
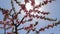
[0,0,60,34]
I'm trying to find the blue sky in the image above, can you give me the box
[0,0,60,34]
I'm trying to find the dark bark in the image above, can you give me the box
[14,24,18,34]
